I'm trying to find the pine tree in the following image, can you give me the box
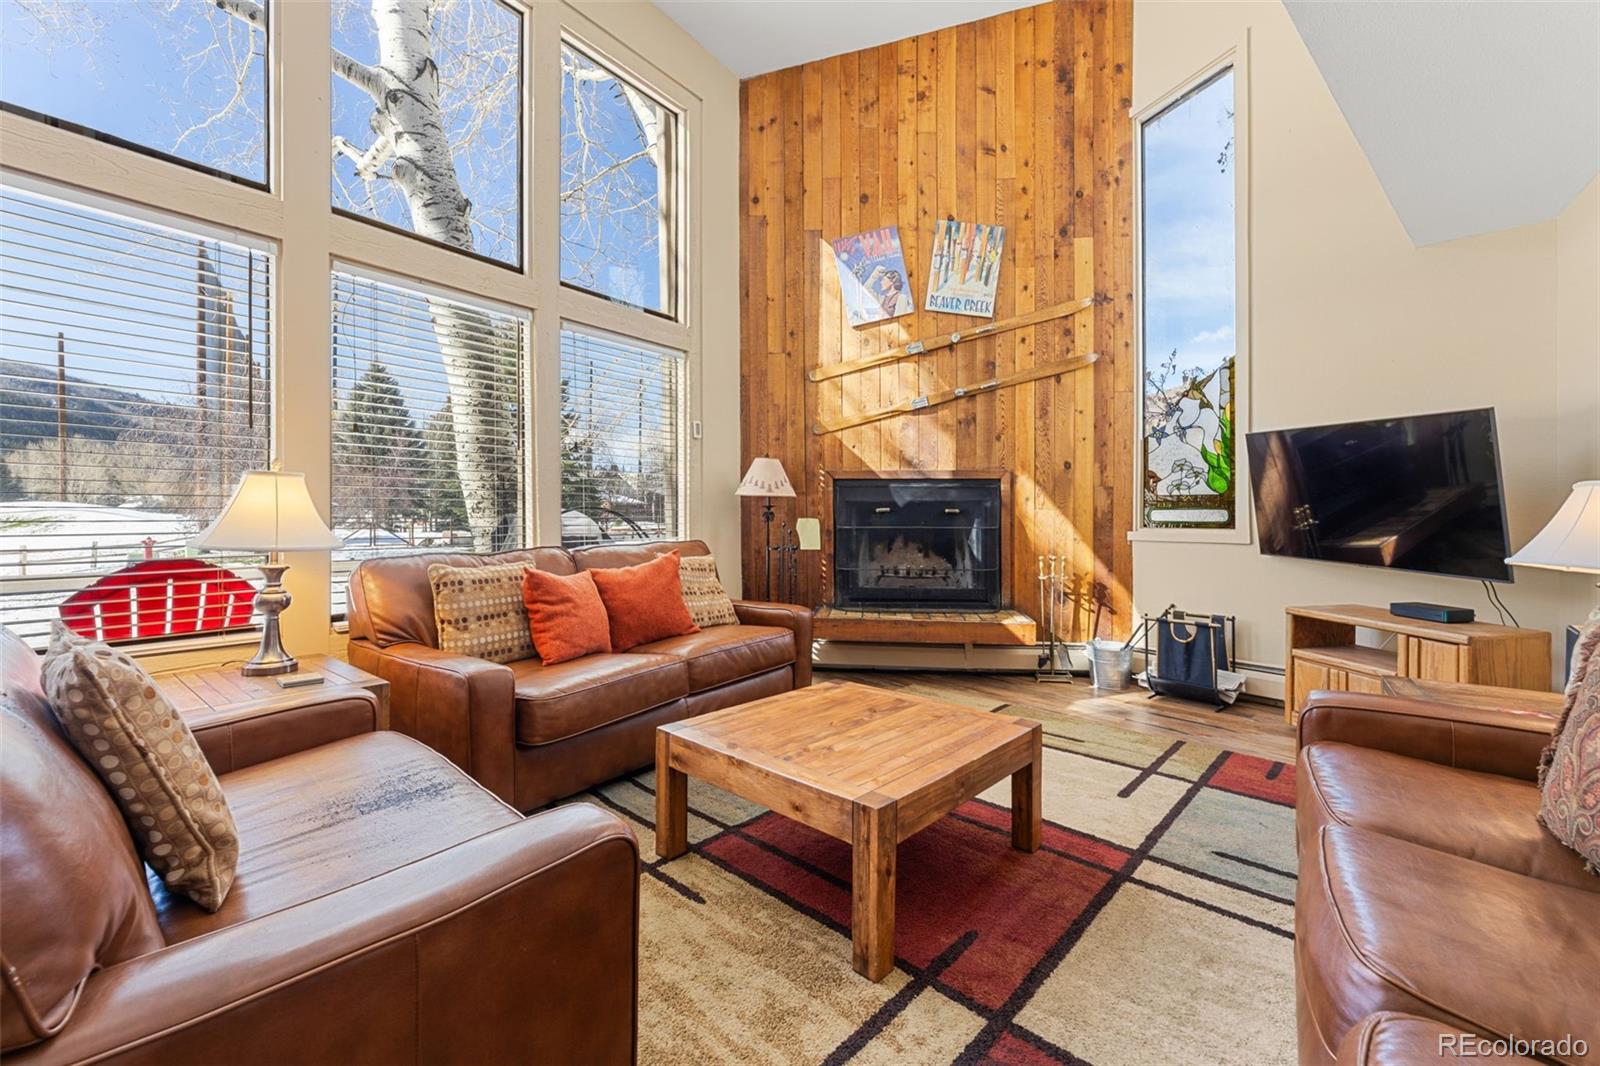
[334,361,424,539]
[421,399,469,533]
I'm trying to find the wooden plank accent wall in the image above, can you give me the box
[739,0,1134,641]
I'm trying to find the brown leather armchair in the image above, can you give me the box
[0,627,639,1065]
[346,539,812,811]
[1294,691,1598,1066]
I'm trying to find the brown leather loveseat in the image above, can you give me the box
[0,626,639,1065]
[347,539,812,811]
[1295,691,1598,1065]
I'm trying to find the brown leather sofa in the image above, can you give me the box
[1295,691,1598,1066]
[346,539,812,811]
[0,626,639,1065]
[1336,1012,1544,1064]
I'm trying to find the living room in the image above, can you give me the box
[0,0,1596,1064]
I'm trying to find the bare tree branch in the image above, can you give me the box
[213,0,384,102]
[211,0,262,27]
[331,47,384,102]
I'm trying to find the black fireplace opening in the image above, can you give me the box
[833,478,1002,611]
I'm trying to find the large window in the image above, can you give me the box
[560,42,675,314]
[330,270,526,614]
[1136,66,1240,535]
[0,182,273,645]
[559,327,683,547]
[0,0,269,186]
[1,2,707,649]
[330,0,523,266]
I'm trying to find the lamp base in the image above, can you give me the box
[241,563,298,677]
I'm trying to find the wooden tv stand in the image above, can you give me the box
[1284,604,1550,724]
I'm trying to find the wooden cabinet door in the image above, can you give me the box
[1409,638,1462,682]
[1342,669,1386,695]
[1291,658,1331,719]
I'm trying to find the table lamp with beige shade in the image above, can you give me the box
[1506,480,1600,673]
[192,470,341,678]
[736,457,795,600]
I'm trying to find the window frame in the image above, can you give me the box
[0,0,274,192]
[556,33,684,323]
[1128,39,1253,545]
[0,173,279,649]
[327,261,533,618]
[0,0,714,664]
[328,0,528,272]
[556,319,689,547]
[536,11,699,553]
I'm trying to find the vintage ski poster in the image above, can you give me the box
[925,220,1005,318]
[830,227,914,326]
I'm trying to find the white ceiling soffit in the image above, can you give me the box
[1284,0,1600,247]
[650,0,1040,79]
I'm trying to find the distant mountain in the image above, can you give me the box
[0,357,140,452]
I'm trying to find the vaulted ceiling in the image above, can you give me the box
[1284,0,1600,246]
[650,1,1037,79]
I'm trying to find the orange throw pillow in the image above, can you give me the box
[521,568,611,664]
[588,551,700,651]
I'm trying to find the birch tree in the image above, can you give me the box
[264,0,656,547]
[9,0,663,549]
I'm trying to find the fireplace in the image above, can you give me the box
[832,478,1002,610]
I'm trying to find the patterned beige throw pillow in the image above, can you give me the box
[40,623,239,911]
[679,555,738,628]
[428,561,537,663]
[1538,622,1600,873]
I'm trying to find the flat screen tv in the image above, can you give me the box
[1244,408,1512,582]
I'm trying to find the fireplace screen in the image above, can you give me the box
[832,478,1002,610]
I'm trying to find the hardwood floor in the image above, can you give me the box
[815,668,1297,764]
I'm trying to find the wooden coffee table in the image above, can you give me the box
[654,681,1043,981]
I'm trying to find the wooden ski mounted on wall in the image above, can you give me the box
[806,295,1096,383]
[811,352,1100,435]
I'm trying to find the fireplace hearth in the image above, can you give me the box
[832,478,1002,611]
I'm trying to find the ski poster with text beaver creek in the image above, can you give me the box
[830,227,915,326]
[925,220,1006,318]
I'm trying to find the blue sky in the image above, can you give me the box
[559,43,666,311]
[0,0,266,182]
[1141,69,1235,378]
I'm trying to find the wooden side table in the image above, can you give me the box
[155,654,390,730]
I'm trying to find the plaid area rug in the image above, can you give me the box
[570,701,1297,1066]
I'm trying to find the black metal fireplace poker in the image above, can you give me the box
[1035,553,1074,684]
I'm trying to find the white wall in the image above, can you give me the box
[1555,174,1599,505]
[1132,0,1598,685]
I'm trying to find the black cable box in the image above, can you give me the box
[1390,602,1475,624]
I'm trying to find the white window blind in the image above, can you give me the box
[330,271,526,617]
[0,183,273,647]
[559,326,684,548]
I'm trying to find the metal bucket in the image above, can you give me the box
[1088,639,1133,691]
